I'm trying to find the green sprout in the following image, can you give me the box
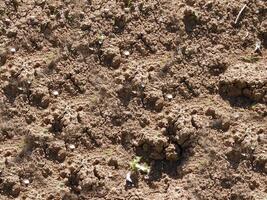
[130,156,150,174]
[240,55,260,63]
[127,0,132,7]
[124,0,132,7]
[97,34,105,45]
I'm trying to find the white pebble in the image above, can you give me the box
[126,172,132,183]
[29,15,36,20]
[123,50,130,56]
[255,41,261,52]
[10,48,16,53]
[17,87,23,91]
[103,8,110,13]
[144,175,150,180]
[166,94,173,100]
[52,90,59,96]
[23,179,30,185]
[124,8,130,13]
[69,144,75,150]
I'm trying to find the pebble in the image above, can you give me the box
[23,179,30,185]
[123,50,130,56]
[10,48,16,53]
[103,8,110,13]
[124,8,130,13]
[52,90,59,96]
[166,94,173,100]
[126,172,132,183]
[69,144,75,150]
[255,41,261,52]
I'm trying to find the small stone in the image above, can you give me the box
[103,8,110,13]
[123,50,130,56]
[144,175,150,180]
[255,41,261,53]
[18,87,23,91]
[23,179,30,185]
[52,90,59,96]
[10,48,16,53]
[69,144,75,150]
[166,94,173,100]
[126,172,132,183]
[108,172,113,178]
[124,8,130,13]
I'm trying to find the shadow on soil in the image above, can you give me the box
[219,95,255,109]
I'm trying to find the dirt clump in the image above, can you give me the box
[219,61,267,103]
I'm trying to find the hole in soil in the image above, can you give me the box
[116,84,133,106]
[50,119,63,133]
[66,170,81,195]
[220,95,255,108]
[183,9,198,33]
[225,148,246,169]
[134,142,188,182]
[3,83,20,103]
[132,112,198,182]
[150,159,182,180]
[208,64,228,76]
[135,136,193,181]
[49,115,65,134]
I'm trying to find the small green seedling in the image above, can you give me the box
[127,0,132,7]
[97,34,105,45]
[240,55,260,63]
[124,0,132,7]
[130,156,150,174]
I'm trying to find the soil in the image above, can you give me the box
[0,0,266,199]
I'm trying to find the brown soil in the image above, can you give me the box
[0,0,267,199]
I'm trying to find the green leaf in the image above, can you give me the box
[129,157,150,174]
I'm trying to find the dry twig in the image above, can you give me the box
[235,4,247,25]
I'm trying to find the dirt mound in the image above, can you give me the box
[219,61,267,103]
